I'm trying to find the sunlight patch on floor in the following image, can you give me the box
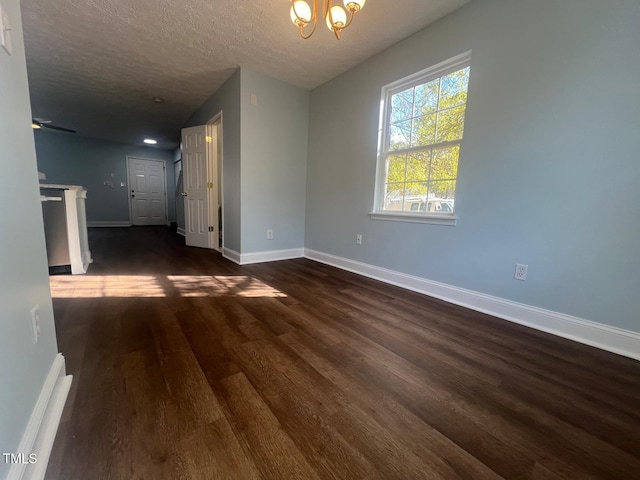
[50,274,286,298]
[167,275,287,298]
[50,275,165,298]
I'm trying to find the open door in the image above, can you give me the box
[181,125,213,249]
[181,123,221,250]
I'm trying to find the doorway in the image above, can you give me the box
[180,112,223,251]
[126,157,168,226]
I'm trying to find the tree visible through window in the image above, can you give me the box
[375,53,471,217]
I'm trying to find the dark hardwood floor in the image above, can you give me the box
[45,227,640,479]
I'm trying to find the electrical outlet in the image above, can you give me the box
[30,305,41,344]
[266,229,273,240]
[356,234,363,245]
[514,264,528,281]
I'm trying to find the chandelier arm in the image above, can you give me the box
[343,9,356,28]
[306,0,319,37]
[299,21,319,39]
[322,0,331,19]
[293,0,319,40]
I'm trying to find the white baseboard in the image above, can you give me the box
[222,247,304,265]
[86,221,130,228]
[240,248,304,265]
[7,354,72,480]
[304,249,640,361]
[176,227,185,237]
[222,248,242,265]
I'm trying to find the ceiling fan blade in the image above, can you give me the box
[43,124,77,134]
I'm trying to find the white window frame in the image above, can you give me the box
[371,51,472,226]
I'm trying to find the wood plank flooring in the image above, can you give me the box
[45,227,640,479]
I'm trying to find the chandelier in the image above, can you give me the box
[290,0,367,40]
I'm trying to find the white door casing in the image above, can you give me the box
[206,119,221,252]
[182,125,211,249]
[127,157,167,226]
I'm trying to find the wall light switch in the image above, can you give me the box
[30,305,41,344]
[0,5,12,56]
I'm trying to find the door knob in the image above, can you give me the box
[181,192,188,197]
[131,194,135,198]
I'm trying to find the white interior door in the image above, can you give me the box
[206,121,221,252]
[182,125,211,249]
[128,158,167,226]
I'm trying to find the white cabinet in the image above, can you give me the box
[40,184,92,274]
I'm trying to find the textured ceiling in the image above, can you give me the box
[21,0,472,149]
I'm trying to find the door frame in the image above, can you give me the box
[174,157,185,236]
[126,156,169,226]
[207,112,224,252]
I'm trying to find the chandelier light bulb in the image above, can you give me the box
[326,5,347,30]
[290,1,312,25]
[291,0,367,40]
[344,0,365,12]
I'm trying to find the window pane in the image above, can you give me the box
[378,56,469,217]
[386,154,407,183]
[384,183,404,211]
[424,196,455,213]
[430,146,459,181]
[435,105,466,143]
[406,151,430,182]
[389,120,411,150]
[403,183,428,212]
[404,182,428,198]
[411,114,436,147]
[428,180,457,200]
[391,88,414,123]
[439,67,469,110]
[405,199,427,212]
[413,79,439,116]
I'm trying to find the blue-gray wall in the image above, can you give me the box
[34,130,176,223]
[305,0,640,332]
[0,0,60,476]
[240,69,309,253]
[185,69,241,252]
[183,68,309,255]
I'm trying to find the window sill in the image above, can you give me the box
[369,211,457,226]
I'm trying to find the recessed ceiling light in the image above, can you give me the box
[153,97,165,103]
[143,138,158,145]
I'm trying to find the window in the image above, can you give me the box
[372,52,471,225]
